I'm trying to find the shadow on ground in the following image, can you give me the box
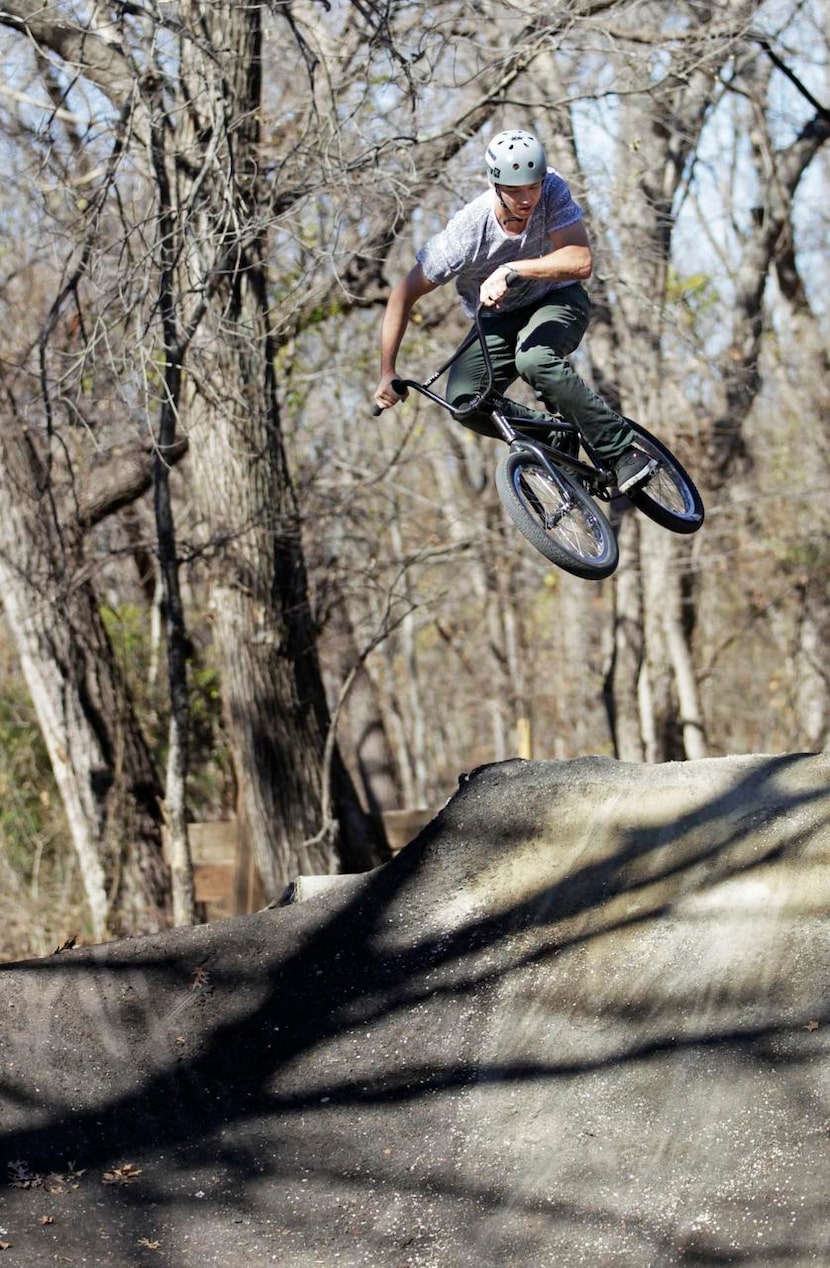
[1,754,828,1267]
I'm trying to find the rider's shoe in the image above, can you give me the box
[614,446,658,493]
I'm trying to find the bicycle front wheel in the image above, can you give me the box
[495,449,619,580]
[624,422,704,535]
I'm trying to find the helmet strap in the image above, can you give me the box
[494,185,523,227]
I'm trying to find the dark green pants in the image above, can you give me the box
[447,283,633,460]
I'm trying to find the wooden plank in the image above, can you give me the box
[380,808,436,852]
[187,808,439,920]
[233,825,264,916]
[193,862,234,908]
[188,820,239,864]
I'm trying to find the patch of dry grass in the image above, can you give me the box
[0,844,89,963]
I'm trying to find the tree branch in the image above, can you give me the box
[0,1,135,108]
[72,438,189,529]
[757,36,830,121]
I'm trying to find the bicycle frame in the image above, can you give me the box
[376,292,703,567]
[387,303,617,503]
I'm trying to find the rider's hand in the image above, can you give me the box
[480,265,519,309]
[373,371,407,412]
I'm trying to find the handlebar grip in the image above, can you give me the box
[372,378,409,416]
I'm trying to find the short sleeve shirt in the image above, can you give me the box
[416,170,584,317]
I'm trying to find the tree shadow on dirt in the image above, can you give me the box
[1,754,828,1265]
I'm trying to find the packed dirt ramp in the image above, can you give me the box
[1,754,828,1266]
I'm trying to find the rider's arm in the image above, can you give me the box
[375,263,439,409]
[518,220,592,281]
[480,222,593,307]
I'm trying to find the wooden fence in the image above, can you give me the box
[185,808,437,922]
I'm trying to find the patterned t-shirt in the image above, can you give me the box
[416,170,584,317]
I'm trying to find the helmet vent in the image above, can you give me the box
[485,129,547,185]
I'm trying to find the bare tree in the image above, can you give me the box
[708,41,830,481]
[0,1,401,902]
[0,0,586,901]
[530,2,777,760]
[0,399,173,938]
[1,0,828,949]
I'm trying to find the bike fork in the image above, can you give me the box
[507,436,585,506]
[505,442,588,533]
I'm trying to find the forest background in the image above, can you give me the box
[0,0,827,960]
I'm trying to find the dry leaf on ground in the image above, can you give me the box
[102,1163,142,1185]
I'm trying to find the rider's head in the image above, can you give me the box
[485,130,547,187]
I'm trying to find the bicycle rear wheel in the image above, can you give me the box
[495,449,619,579]
[624,422,704,534]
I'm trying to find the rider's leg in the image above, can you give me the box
[447,293,654,491]
[512,286,636,462]
[445,310,522,438]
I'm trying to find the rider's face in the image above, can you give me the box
[496,181,543,221]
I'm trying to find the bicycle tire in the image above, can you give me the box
[624,421,704,535]
[495,449,619,580]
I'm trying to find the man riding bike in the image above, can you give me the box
[373,128,656,495]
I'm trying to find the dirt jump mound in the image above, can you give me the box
[1,754,828,1266]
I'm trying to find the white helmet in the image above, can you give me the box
[485,130,547,185]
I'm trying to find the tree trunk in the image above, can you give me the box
[324,600,401,816]
[149,98,197,928]
[0,420,170,939]
[708,57,830,485]
[172,1,386,897]
[570,39,718,761]
[606,516,646,762]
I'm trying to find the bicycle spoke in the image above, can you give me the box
[624,424,704,534]
[520,469,607,559]
[647,463,691,515]
[496,450,618,579]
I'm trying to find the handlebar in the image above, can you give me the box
[372,268,521,416]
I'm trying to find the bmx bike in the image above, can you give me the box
[373,301,703,580]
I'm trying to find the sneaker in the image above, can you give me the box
[614,446,658,493]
